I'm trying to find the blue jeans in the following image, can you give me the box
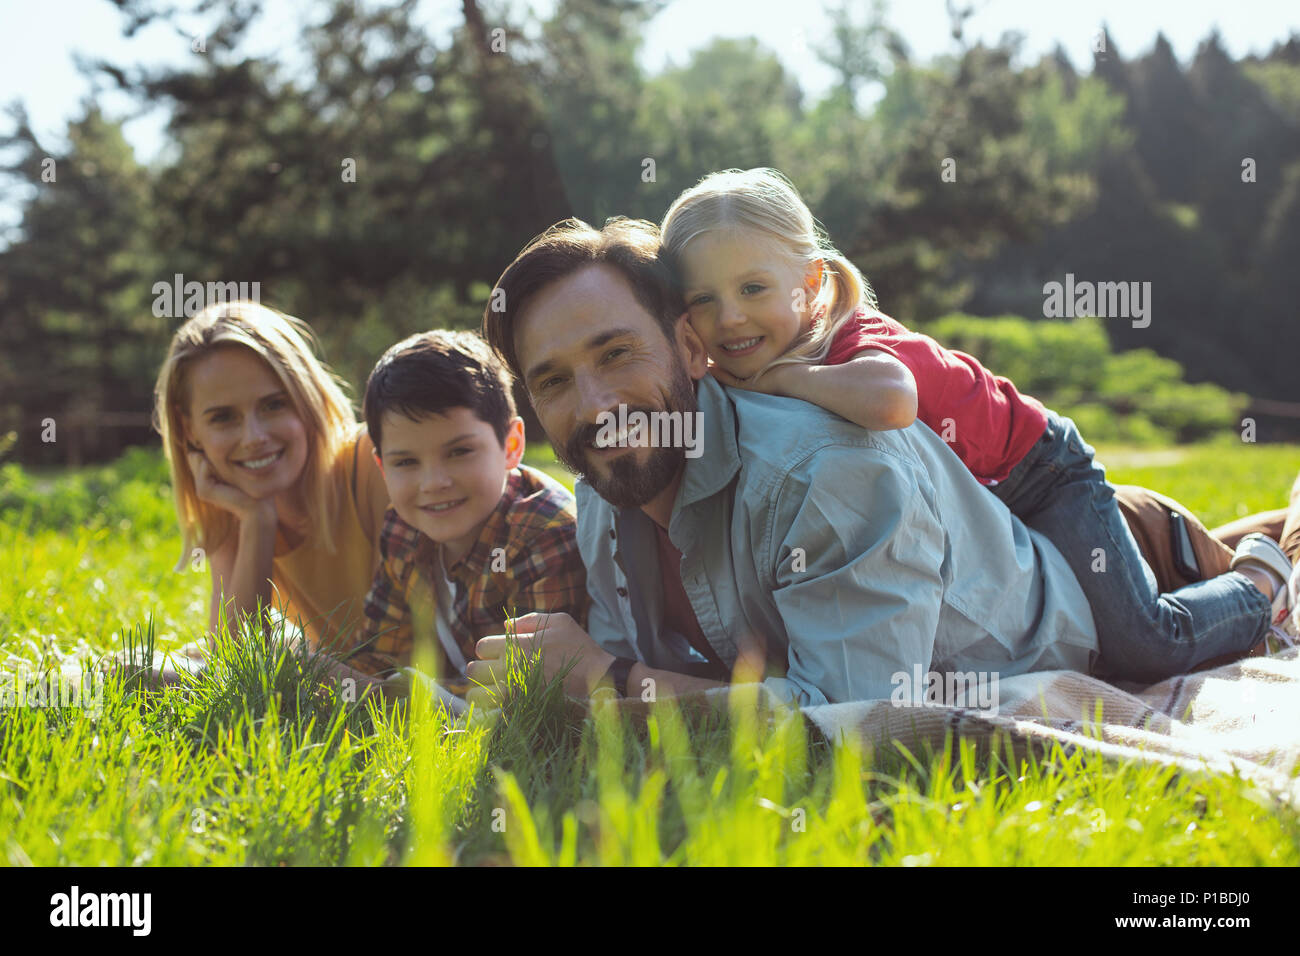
[991,410,1270,682]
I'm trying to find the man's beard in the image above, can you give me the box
[556,357,698,510]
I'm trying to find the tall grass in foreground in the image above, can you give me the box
[2,443,1299,864]
[2,612,1297,865]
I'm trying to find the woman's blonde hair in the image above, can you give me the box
[153,301,357,571]
[660,167,878,379]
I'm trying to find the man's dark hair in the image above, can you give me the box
[482,217,684,382]
[363,329,517,452]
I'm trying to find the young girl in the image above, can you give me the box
[659,168,1296,682]
[151,301,393,689]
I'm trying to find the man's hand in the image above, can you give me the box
[468,612,615,707]
[374,670,412,701]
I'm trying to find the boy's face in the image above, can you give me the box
[377,407,525,564]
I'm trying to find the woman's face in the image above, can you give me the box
[678,228,819,380]
[182,345,310,501]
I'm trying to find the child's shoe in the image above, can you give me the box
[1284,558,1300,646]
[1230,533,1296,654]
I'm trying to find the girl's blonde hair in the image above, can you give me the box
[153,301,357,571]
[660,167,878,379]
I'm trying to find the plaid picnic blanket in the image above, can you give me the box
[622,649,1300,808]
[803,649,1300,807]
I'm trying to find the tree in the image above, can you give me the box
[0,104,163,464]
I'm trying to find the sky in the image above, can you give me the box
[1,0,1298,231]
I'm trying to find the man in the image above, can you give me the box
[470,216,1101,708]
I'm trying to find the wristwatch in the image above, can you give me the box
[603,656,638,698]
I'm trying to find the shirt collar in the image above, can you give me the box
[673,374,741,516]
[444,467,526,579]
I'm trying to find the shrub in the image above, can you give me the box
[0,444,175,535]
[915,314,1245,445]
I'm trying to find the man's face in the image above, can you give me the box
[514,264,708,509]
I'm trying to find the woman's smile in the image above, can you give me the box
[234,447,286,472]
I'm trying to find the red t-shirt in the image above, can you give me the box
[824,311,1048,485]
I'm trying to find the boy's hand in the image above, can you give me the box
[469,612,615,705]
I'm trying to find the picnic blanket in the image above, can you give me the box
[622,648,1300,808]
[802,650,1300,807]
[786,485,1300,803]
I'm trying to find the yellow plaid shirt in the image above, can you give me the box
[346,465,588,682]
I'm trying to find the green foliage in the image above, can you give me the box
[922,313,1110,396]
[1022,71,1133,173]
[969,32,1300,408]
[0,444,174,535]
[1243,59,1300,121]
[3,0,1204,467]
[919,314,1247,444]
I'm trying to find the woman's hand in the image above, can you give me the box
[188,448,277,526]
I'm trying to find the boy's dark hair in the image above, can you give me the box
[482,217,684,382]
[364,329,517,452]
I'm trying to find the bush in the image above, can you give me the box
[918,314,1111,396]
[915,314,1245,445]
[0,444,175,535]
[1058,403,1172,446]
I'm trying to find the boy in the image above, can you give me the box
[341,329,588,700]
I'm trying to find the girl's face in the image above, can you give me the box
[678,228,820,379]
[182,345,310,502]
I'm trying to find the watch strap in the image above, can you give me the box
[605,656,637,698]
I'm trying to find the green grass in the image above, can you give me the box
[1094,438,1297,529]
[522,440,575,492]
[1,441,1298,866]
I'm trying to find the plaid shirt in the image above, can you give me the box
[347,464,588,681]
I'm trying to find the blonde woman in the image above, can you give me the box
[150,301,391,686]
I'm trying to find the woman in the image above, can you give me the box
[144,300,391,684]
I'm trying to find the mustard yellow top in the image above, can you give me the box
[268,428,391,652]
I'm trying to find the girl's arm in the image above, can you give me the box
[721,348,918,432]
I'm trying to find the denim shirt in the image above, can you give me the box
[576,375,1099,707]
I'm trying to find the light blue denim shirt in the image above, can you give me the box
[576,374,1099,707]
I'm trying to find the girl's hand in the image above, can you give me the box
[187,449,276,526]
[707,360,800,396]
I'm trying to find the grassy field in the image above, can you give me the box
[1,439,1298,866]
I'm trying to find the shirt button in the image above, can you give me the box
[616,587,628,597]
[609,529,616,539]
